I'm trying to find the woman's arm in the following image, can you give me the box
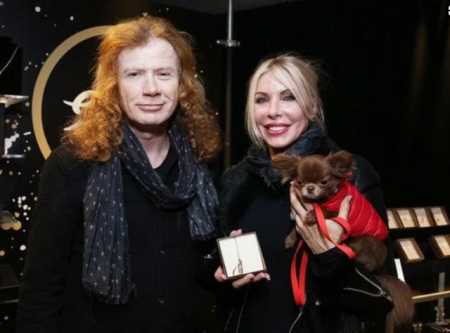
[324,156,394,320]
[289,158,394,321]
[353,155,395,274]
[16,148,85,333]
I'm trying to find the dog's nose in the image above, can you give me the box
[306,185,315,193]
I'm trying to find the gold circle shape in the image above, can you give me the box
[32,26,110,159]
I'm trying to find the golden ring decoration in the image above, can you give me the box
[32,25,110,159]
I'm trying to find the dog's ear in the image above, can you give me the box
[271,154,301,183]
[326,150,353,179]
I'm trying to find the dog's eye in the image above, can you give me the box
[320,179,328,185]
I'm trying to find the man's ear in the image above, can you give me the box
[178,81,187,101]
[271,154,301,183]
[326,150,354,179]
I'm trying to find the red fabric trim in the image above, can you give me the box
[290,241,309,306]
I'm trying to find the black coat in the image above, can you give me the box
[217,152,393,333]
[16,145,211,333]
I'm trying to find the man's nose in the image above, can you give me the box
[143,75,160,96]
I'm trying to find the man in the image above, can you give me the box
[17,16,221,333]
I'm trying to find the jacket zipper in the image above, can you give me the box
[288,308,303,333]
[342,267,391,301]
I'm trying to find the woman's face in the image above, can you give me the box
[253,71,309,156]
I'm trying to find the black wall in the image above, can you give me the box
[227,0,450,212]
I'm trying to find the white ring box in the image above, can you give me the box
[217,232,267,279]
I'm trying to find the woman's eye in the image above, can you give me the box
[255,96,267,104]
[282,94,296,101]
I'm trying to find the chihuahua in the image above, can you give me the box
[272,150,355,247]
[272,151,414,333]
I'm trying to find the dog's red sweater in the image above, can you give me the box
[291,181,388,306]
[320,180,388,241]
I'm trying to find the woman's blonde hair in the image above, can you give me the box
[245,53,325,148]
[63,15,221,161]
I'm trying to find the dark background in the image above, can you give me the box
[0,0,449,331]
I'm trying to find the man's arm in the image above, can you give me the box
[16,148,84,333]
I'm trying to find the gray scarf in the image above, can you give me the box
[82,122,218,304]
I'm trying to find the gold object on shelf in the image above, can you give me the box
[412,322,423,333]
[413,290,450,304]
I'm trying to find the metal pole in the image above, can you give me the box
[217,0,240,170]
[0,104,4,156]
[224,49,233,168]
[227,0,233,41]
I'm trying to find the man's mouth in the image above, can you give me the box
[136,103,164,111]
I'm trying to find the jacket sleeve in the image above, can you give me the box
[311,155,393,320]
[217,161,254,236]
[337,156,393,319]
[16,148,85,333]
[308,155,388,279]
[213,164,252,326]
[353,155,396,274]
[308,246,350,279]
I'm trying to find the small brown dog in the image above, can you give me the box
[272,150,355,248]
[272,151,414,333]
[273,150,353,204]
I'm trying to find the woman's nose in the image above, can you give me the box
[267,99,281,118]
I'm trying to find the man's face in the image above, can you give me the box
[117,37,180,134]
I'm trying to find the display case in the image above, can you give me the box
[387,207,450,332]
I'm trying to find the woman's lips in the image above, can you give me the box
[264,124,289,136]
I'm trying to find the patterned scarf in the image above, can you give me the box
[82,122,218,304]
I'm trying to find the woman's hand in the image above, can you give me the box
[289,184,352,254]
[214,229,271,288]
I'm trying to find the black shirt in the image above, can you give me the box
[17,145,205,333]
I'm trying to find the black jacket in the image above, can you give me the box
[16,145,211,333]
[217,153,393,333]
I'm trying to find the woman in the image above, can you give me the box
[17,16,220,333]
[215,54,392,333]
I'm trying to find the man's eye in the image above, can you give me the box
[126,72,139,77]
[157,71,174,79]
